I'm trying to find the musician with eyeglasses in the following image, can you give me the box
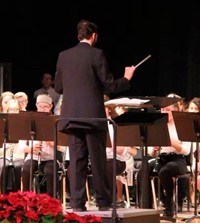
[14,91,29,111]
[21,94,60,196]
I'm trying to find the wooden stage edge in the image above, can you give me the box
[66,207,161,223]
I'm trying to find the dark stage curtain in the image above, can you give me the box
[157,3,200,100]
[186,5,200,99]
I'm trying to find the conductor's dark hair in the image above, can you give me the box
[77,19,98,41]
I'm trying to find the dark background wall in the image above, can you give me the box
[0,1,200,110]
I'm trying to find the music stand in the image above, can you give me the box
[5,113,34,191]
[0,112,66,194]
[172,111,200,222]
[116,121,170,147]
[7,112,58,191]
[113,110,171,208]
[7,113,32,141]
[0,117,6,194]
[0,118,6,145]
[134,96,182,110]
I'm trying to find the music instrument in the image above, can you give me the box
[153,147,162,173]
[6,143,15,191]
[8,144,14,166]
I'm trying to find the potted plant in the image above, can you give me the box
[0,191,102,223]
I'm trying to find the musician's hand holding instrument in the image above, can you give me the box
[32,142,42,155]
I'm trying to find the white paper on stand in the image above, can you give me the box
[104,97,150,106]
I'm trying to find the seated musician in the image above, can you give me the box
[21,94,61,197]
[137,99,190,218]
[105,95,138,207]
[0,91,14,113]
[186,97,200,204]
[0,99,25,193]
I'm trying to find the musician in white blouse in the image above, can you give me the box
[105,96,137,207]
[154,102,189,217]
[0,99,25,193]
[186,97,200,202]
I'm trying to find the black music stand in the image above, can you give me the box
[116,118,170,147]
[6,112,58,191]
[0,112,64,194]
[7,113,33,141]
[0,118,6,145]
[7,111,54,142]
[0,117,6,194]
[0,113,18,194]
[113,110,171,208]
[34,115,67,144]
[172,111,200,222]
[6,113,35,191]
[133,96,182,110]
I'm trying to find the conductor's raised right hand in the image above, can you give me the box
[124,65,136,81]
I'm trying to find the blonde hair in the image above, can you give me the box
[6,99,21,113]
[0,91,14,112]
[1,91,14,100]
[14,91,28,100]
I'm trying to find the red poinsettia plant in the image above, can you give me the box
[0,191,102,223]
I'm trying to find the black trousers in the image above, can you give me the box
[138,154,188,208]
[158,154,188,207]
[0,158,23,193]
[22,159,59,197]
[68,128,112,209]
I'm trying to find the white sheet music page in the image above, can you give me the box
[104,97,150,106]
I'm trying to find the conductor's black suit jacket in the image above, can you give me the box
[54,42,131,132]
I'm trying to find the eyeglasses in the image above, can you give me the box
[37,105,51,113]
[37,105,51,109]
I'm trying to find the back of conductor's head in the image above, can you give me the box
[77,19,98,41]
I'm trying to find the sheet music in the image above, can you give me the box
[104,97,150,106]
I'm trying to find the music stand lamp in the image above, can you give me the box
[172,111,200,222]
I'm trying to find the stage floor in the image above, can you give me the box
[66,206,161,223]
[65,203,200,223]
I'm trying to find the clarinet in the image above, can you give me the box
[153,147,162,173]
[37,141,42,174]
[6,144,15,191]
[59,150,67,181]
[8,144,14,166]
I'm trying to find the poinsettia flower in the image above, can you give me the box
[84,215,102,223]
[0,191,102,223]
[63,212,84,222]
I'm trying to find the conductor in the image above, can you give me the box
[54,19,136,212]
